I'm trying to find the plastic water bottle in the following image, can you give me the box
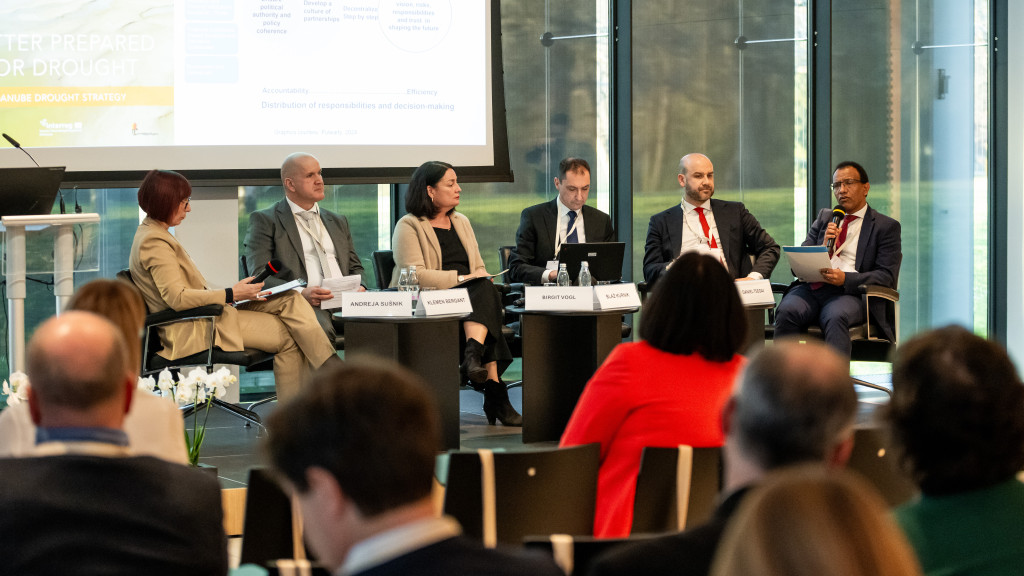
[398,267,409,291]
[578,261,592,287]
[407,265,420,300]
[556,262,571,287]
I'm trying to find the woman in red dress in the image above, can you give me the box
[561,252,748,538]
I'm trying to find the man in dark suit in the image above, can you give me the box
[587,340,857,576]
[0,311,227,576]
[774,160,902,356]
[508,157,615,285]
[643,153,780,286]
[245,152,365,341]
[263,360,563,576]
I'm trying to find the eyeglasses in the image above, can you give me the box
[831,179,862,191]
[181,197,191,206]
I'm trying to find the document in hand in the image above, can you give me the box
[234,278,307,305]
[782,246,832,282]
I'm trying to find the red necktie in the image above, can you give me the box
[830,214,859,257]
[813,214,859,289]
[696,207,718,248]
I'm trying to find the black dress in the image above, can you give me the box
[433,226,512,376]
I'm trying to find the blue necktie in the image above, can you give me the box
[566,211,579,244]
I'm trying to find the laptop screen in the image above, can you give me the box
[0,166,65,218]
[557,242,625,284]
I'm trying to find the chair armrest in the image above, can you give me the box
[145,304,224,327]
[771,282,789,294]
[857,284,900,303]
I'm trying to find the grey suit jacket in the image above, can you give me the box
[244,199,364,288]
[508,199,616,285]
[643,199,780,284]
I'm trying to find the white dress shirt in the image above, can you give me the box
[337,515,462,575]
[286,197,341,286]
[831,204,868,273]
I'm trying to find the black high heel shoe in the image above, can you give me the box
[483,379,522,426]
[461,339,488,384]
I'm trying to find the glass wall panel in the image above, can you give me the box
[831,0,989,337]
[631,0,807,285]
[459,0,608,274]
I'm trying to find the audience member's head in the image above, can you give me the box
[67,278,146,374]
[406,160,456,219]
[26,311,133,429]
[640,252,746,362]
[881,325,1024,495]
[263,359,441,570]
[710,465,922,576]
[726,340,857,479]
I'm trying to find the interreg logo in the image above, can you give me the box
[38,118,82,135]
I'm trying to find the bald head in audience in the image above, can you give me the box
[27,310,134,430]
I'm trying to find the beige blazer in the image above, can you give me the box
[390,212,488,289]
[129,217,244,359]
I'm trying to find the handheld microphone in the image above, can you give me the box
[251,259,286,283]
[824,206,846,252]
[2,133,41,167]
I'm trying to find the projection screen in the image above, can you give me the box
[0,0,511,185]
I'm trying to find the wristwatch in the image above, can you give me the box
[458,275,465,283]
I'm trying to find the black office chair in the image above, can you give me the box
[846,425,918,507]
[631,445,723,533]
[371,249,397,290]
[118,269,272,427]
[239,468,320,569]
[443,444,600,547]
[769,281,900,394]
[523,534,657,576]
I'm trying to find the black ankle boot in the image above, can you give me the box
[461,339,488,384]
[483,379,522,426]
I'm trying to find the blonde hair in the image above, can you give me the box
[67,278,146,374]
[710,465,922,576]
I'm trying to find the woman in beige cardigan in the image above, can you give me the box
[391,161,520,426]
[129,169,337,400]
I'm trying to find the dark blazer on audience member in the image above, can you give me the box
[643,200,780,285]
[586,487,751,576]
[354,535,563,576]
[245,198,365,288]
[0,454,227,575]
[508,199,616,285]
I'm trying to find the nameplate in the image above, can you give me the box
[415,288,473,316]
[735,279,776,306]
[341,292,412,317]
[594,283,642,310]
[525,286,594,311]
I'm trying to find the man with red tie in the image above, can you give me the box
[774,161,902,356]
[643,153,779,286]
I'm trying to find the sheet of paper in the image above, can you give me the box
[783,246,832,282]
[454,269,510,287]
[319,274,364,310]
[235,278,306,304]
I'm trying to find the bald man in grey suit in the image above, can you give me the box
[245,152,365,341]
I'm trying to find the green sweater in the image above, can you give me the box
[895,479,1024,576]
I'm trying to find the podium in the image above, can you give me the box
[2,213,100,372]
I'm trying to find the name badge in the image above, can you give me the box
[545,260,558,271]
[594,283,642,310]
[525,286,594,311]
[735,279,775,306]
[415,288,473,316]
[341,292,413,317]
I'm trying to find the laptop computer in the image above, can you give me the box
[0,166,65,217]
[557,242,625,284]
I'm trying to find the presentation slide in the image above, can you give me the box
[0,0,504,182]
